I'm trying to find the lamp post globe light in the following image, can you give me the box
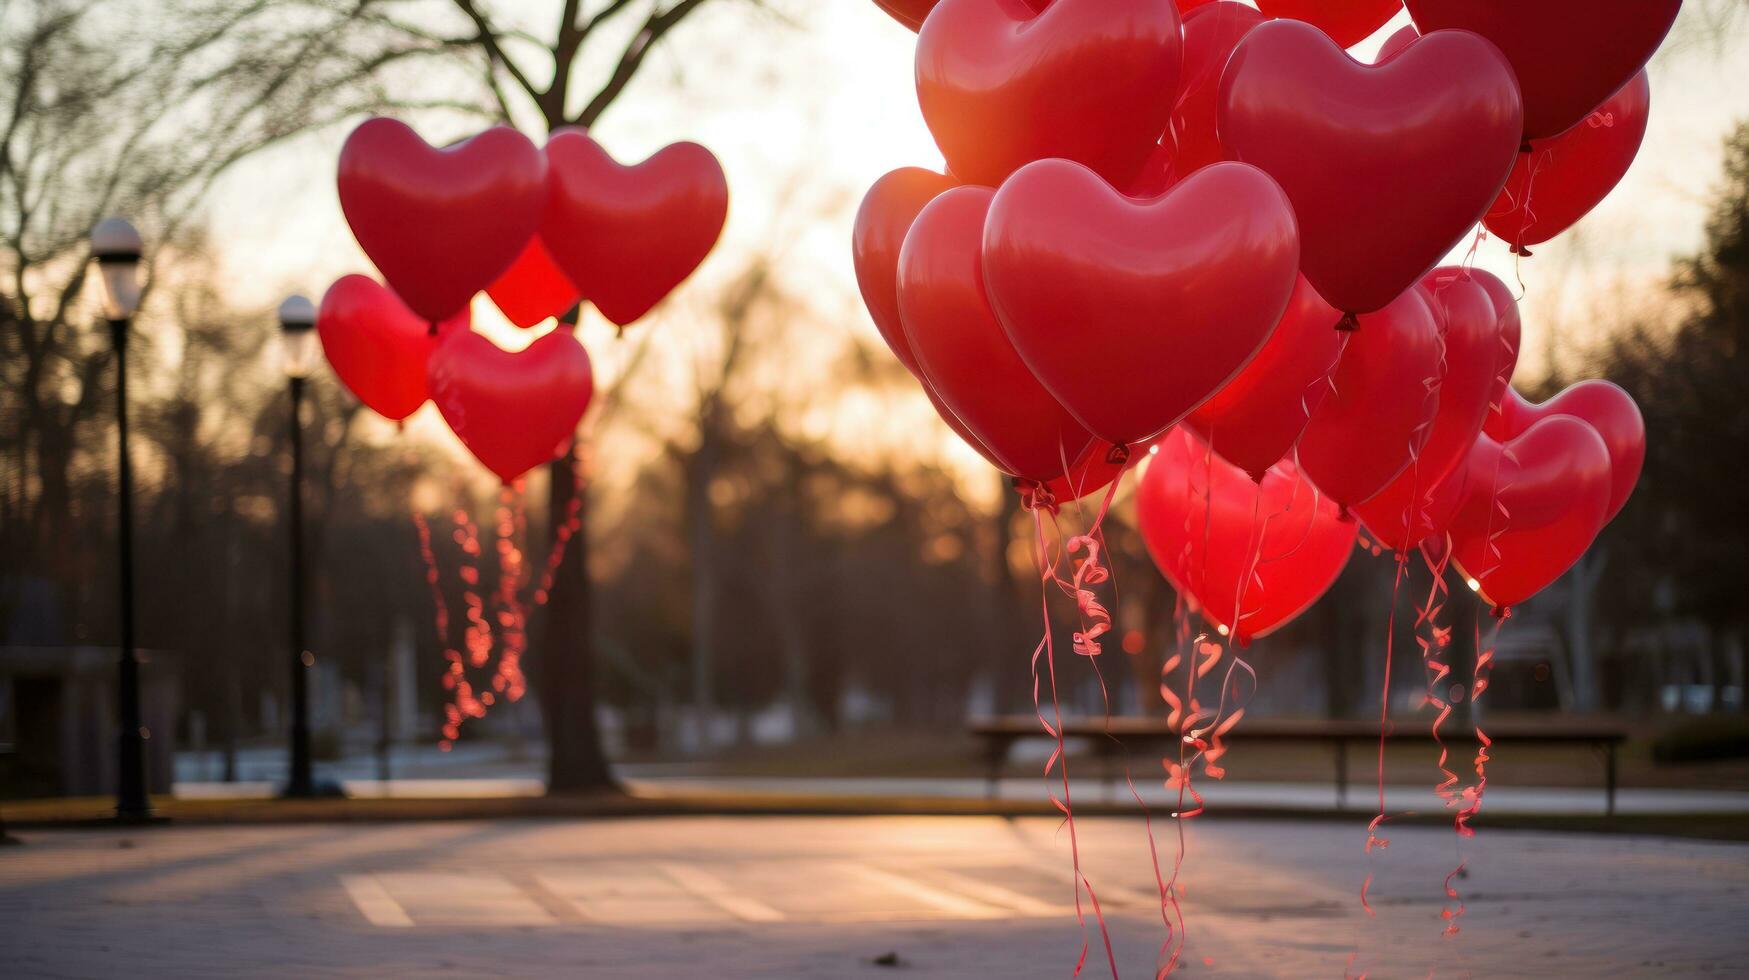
[277,294,331,798]
[90,217,150,822]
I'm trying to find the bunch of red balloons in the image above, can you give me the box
[856,0,1669,640]
[317,118,729,483]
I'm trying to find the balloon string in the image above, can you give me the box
[1052,461,1183,980]
[490,482,529,705]
[415,508,467,753]
[1507,147,1554,259]
[1359,550,1409,922]
[1026,503,1117,980]
[531,448,585,607]
[431,503,491,748]
[1416,541,1466,936]
[1356,300,1445,923]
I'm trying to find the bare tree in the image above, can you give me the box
[1,0,489,624]
[1,0,781,792]
[401,0,779,790]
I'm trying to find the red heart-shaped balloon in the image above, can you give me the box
[427,329,595,484]
[984,160,1301,445]
[853,168,958,379]
[1166,2,1265,180]
[1485,380,1644,523]
[916,0,1183,188]
[1375,24,1419,62]
[1485,71,1650,254]
[898,186,1097,483]
[1258,0,1405,49]
[316,275,467,423]
[873,0,937,30]
[1219,21,1522,315]
[1296,285,1443,509]
[1449,415,1613,610]
[1405,0,1678,140]
[1139,427,1356,644]
[1187,275,1342,482]
[851,168,1010,471]
[542,131,728,328]
[486,236,579,328]
[337,119,545,324]
[1353,269,1503,549]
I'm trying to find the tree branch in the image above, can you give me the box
[575,0,712,128]
[450,0,544,108]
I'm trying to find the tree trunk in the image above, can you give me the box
[1566,550,1606,713]
[686,422,721,753]
[987,475,1029,715]
[539,441,616,793]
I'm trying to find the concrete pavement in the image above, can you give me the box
[3,814,1745,977]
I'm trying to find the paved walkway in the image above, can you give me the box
[3,815,1745,977]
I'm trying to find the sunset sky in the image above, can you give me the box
[190,0,1749,496]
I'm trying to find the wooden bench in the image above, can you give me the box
[968,716,1630,815]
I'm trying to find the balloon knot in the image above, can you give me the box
[1510,243,1533,258]
[1519,139,1533,154]
[1104,442,1132,466]
[1492,605,1513,621]
[1014,478,1059,515]
[427,320,440,337]
[1335,311,1360,332]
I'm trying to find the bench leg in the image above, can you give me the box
[1605,742,1618,817]
[1334,739,1348,810]
[985,739,1009,800]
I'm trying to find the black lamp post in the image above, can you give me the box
[91,217,150,822]
[276,295,320,798]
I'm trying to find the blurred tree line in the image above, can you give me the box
[4,1,1747,802]
[1576,120,1749,714]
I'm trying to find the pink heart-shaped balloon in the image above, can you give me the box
[427,329,594,484]
[316,275,468,423]
[542,131,728,328]
[337,119,545,323]
[984,160,1301,445]
[898,186,1097,482]
[1485,71,1650,254]
[486,236,579,328]
[1353,269,1503,550]
[1139,427,1356,644]
[1449,415,1613,610]
[1187,274,1341,482]
[1405,0,1678,140]
[1296,285,1443,509]
[1485,380,1644,523]
[916,0,1183,188]
[1219,21,1522,315]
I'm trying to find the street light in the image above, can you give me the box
[276,294,324,798]
[90,217,150,822]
